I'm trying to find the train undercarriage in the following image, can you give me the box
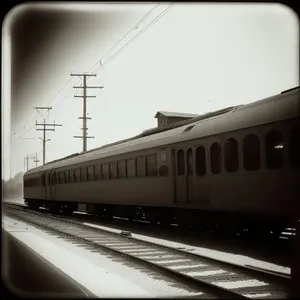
[24,198,292,239]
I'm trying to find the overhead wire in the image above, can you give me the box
[39,3,163,118]
[6,3,165,145]
[88,3,161,73]
[5,3,174,170]
[93,3,174,74]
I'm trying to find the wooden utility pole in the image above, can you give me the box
[34,107,63,165]
[71,72,103,152]
[24,156,29,171]
[33,153,40,167]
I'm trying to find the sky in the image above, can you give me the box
[2,2,299,180]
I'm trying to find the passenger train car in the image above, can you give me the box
[23,87,300,236]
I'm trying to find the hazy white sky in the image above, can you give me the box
[2,2,299,180]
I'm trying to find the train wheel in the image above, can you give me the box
[26,200,40,210]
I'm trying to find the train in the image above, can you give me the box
[23,87,299,236]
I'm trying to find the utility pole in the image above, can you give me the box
[24,156,29,171]
[34,107,63,165]
[33,153,40,167]
[71,72,103,152]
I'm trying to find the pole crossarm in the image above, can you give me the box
[74,95,96,98]
[73,136,95,139]
[34,106,62,165]
[71,72,103,152]
[73,86,104,89]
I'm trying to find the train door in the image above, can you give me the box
[45,172,51,199]
[50,170,56,200]
[174,147,193,204]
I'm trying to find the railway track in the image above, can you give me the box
[3,202,291,299]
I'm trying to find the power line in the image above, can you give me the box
[5,77,75,144]
[5,3,174,158]
[5,3,165,145]
[88,3,161,73]
[93,3,174,74]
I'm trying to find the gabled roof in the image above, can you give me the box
[154,111,199,118]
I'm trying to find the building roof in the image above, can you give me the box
[154,111,200,118]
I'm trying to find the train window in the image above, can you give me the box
[81,167,87,182]
[265,130,283,169]
[88,166,95,181]
[243,134,260,171]
[187,148,193,175]
[210,143,222,174]
[102,163,109,180]
[196,146,206,176]
[110,162,118,179]
[127,158,136,178]
[224,138,239,173]
[183,125,195,133]
[95,165,101,180]
[177,150,184,175]
[137,156,146,177]
[75,169,81,182]
[65,171,69,183]
[42,174,46,186]
[118,160,127,178]
[159,165,169,176]
[69,170,74,183]
[146,154,158,177]
[290,127,300,168]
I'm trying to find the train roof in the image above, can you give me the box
[25,87,299,176]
